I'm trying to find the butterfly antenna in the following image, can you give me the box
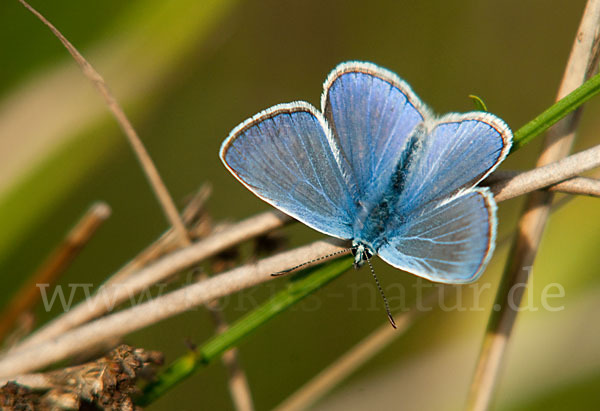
[271,247,354,276]
[365,255,397,329]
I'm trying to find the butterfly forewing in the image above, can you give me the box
[322,62,427,205]
[220,102,356,239]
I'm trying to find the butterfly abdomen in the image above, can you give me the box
[390,126,424,195]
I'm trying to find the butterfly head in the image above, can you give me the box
[351,241,374,269]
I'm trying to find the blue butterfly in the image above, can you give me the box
[220,61,512,284]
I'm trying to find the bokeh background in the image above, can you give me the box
[1,0,599,409]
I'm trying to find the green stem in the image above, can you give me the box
[137,256,353,406]
[511,71,600,152]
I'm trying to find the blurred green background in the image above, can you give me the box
[1,0,599,409]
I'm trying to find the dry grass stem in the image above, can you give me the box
[487,171,600,197]
[489,143,600,202]
[18,0,188,244]
[546,176,600,196]
[467,1,600,409]
[0,202,111,342]
[105,185,212,286]
[274,291,439,411]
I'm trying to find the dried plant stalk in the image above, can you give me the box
[0,202,111,342]
[467,1,600,409]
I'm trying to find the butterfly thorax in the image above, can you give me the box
[352,194,406,259]
[353,199,393,249]
[351,241,374,268]
[351,130,424,255]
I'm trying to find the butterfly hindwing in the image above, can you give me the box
[378,188,496,283]
[220,102,356,239]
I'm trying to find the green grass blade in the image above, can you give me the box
[137,256,353,406]
[511,71,600,152]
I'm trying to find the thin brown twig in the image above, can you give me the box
[105,184,213,286]
[0,202,111,342]
[220,334,254,411]
[18,0,188,244]
[183,188,256,411]
[17,2,257,406]
[540,176,600,196]
[205,289,255,411]
[466,1,600,409]
[486,171,600,197]
[273,291,439,411]
[488,143,600,202]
